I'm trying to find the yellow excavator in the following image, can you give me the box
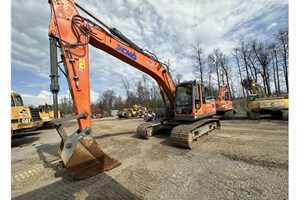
[241,78,288,120]
[11,92,44,135]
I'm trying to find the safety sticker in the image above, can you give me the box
[19,109,28,116]
[79,58,85,71]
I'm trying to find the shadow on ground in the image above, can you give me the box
[11,143,141,199]
[11,131,42,148]
[12,171,140,200]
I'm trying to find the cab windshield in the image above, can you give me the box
[175,84,192,114]
[11,95,24,107]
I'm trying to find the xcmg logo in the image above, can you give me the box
[116,44,137,60]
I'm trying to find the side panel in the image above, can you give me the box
[215,100,234,111]
[249,99,289,111]
[11,106,43,132]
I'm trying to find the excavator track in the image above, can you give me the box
[136,122,160,139]
[170,118,220,149]
[224,109,235,120]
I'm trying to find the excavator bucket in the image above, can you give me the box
[59,135,121,180]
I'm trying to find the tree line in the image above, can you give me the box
[193,27,288,98]
[58,74,164,116]
[92,75,164,115]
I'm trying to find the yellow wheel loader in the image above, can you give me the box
[11,92,44,135]
[117,104,147,119]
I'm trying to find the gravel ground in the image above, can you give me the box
[11,116,288,199]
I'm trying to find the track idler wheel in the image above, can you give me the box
[136,122,155,139]
[224,110,235,120]
[247,111,261,120]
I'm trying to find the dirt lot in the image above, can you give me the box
[11,116,288,199]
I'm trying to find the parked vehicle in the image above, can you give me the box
[11,92,43,135]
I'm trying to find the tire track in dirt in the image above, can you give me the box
[12,159,61,184]
[220,126,288,134]
[115,166,158,199]
[221,152,288,169]
[12,118,288,199]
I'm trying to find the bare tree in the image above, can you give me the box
[121,75,164,111]
[245,45,259,82]
[135,79,151,108]
[269,43,281,94]
[251,39,272,95]
[149,84,163,110]
[237,40,251,80]
[191,40,206,84]
[207,51,221,89]
[205,61,215,96]
[114,96,125,110]
[275,27,289,92]
[233,47,246,98]
[121,78,131,98]
[99,89,117,115]
[215,50,230,85]
[121,78,137,106]
[213,48,233,99]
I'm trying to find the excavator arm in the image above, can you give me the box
[241,78,265,98]
[48,0,176,179]
[214,85,235,119]
[216,85,231,101]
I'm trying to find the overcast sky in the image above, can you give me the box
[11,0,288,106]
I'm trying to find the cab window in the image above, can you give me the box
[11,96,15,107]
[15,96,24,106]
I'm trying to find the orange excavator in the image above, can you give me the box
[48,0,220,180]
[214,85,235,119]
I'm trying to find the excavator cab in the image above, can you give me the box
[174,81,216,121]
[214,85,235,119]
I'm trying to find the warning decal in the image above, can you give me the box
[79,58,85,71]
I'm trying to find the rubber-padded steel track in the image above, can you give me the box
[136,122,159,139]
[170,118,220,149]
